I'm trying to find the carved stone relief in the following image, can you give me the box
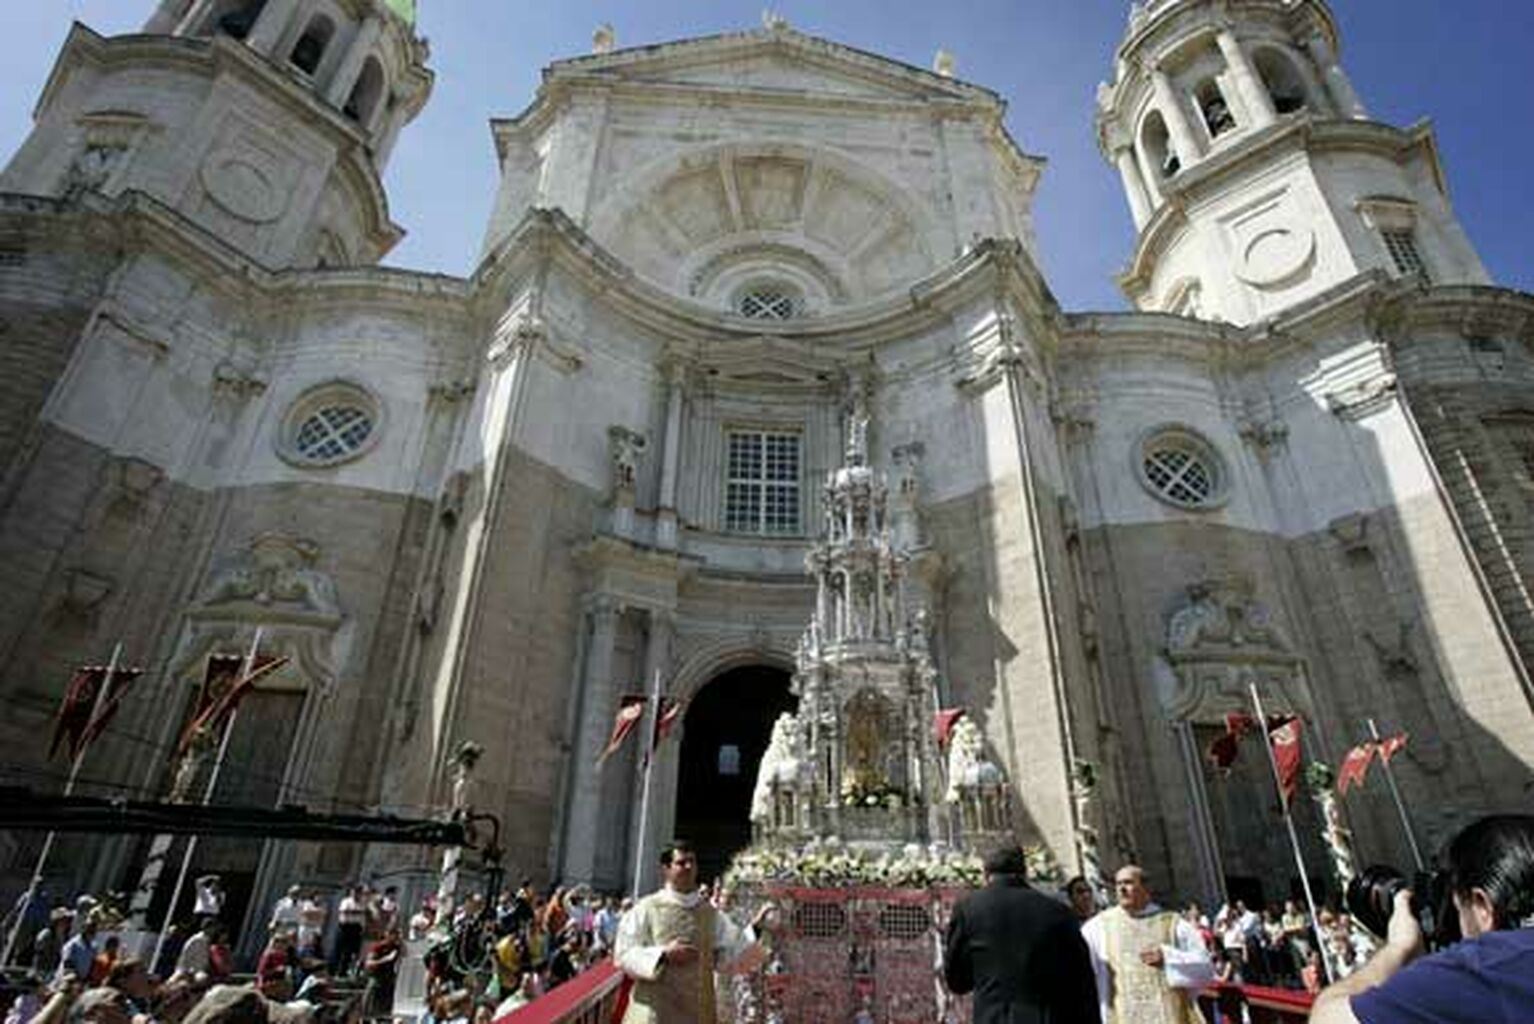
[179,533,344,695]
[1163,577,1306,723]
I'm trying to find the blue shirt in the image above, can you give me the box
[1351,928,1534,1023]
[56,933,94,981]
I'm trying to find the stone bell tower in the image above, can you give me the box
[0,0,432,269]
[1095,0,1489,325]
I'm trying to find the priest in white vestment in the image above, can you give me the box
[615,841,772,1024]
[1081,866,1214,1024]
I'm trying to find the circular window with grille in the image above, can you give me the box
[1136,426,1227,510]
[735,283,801,321]
[278,381,382,468]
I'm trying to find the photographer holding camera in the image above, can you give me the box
[1311,814,1534,1023]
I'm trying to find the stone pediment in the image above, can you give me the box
[550,29,995,107]
[694,335,843,388]
[640,53,932,101]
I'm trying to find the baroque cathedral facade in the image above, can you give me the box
[3,0,1533,942]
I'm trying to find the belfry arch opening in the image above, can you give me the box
[673,664,796,884]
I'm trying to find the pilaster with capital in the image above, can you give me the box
[656,362,688,550]
[562,595,621,884]
[1216,30,1276,131]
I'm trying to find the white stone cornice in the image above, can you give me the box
[474,208,1054,351]
[1118,118,1445,298]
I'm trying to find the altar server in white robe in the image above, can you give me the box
[1081,865,1214,1024]
[615,840,772,1024]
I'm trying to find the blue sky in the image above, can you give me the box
[1,1,1529,312]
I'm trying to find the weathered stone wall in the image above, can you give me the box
[0,202,114,477]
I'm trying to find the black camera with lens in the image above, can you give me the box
[1345,864,1460,949]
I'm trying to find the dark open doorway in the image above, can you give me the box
[673,664,796,884]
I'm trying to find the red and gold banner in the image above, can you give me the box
[596,695,646,765]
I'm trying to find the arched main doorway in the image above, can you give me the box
[673,665,796,884]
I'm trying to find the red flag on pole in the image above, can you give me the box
[1336,742,1376,795]
[1377,733,1408,764]
[49,667,108,761]
[933,708,966,748]
[597,695,647,765]
[1206,711,1258,773]
[653,699,682,748]
[1268,716,1304,807]
[78,667,145,751]
[175,653,288,758]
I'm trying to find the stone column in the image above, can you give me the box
[145,0,192,33]
[656,365,686,550]
[173,0,217,35]
[1216,29,1276,130]
[1114,145,1154,228]
[324,15,384,108]
[562,596,620,884]
[1150,67,1203,166]
[1306,34,1367,119]
[1133,140,1164,207]
[245,0,301,55]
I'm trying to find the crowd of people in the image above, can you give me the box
[413,882,628,1022]
[6,813,1531,1024]
[1169,896,1377,994]
[0,876,630,1024]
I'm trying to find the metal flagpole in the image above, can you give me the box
[630,668,663,899]
[1366,719,1425,871]
[1248,682,1335,985]
[1,643,123,966]
[151,628,262,970]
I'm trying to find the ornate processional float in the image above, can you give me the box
[721,388,1047,1024]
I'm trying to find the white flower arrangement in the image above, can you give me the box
[722,841,1062,891]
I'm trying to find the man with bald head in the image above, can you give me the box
[1080,865,1212,1024]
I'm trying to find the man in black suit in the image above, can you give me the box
[943,845,1100,1024]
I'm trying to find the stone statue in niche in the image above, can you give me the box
[890,441,924,548]
[61,142,129,197]
[448,740,483,817]
[438,471,470,527]
[607,426,648,497]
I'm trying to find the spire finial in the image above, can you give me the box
[592,23,616,54]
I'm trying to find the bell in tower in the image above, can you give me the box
[1095,0,1488,325]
